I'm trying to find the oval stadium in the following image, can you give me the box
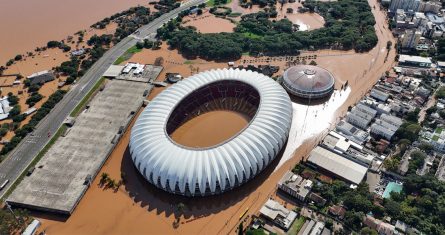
[282,65,335,99]
[129,68,292,197]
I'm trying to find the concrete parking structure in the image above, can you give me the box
[7,79,148,214]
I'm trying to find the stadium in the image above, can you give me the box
[129,69,292,197]
[282,65,335,99]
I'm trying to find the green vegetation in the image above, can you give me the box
[432,135,440,141]
[0,207,31,234]
[158,0,377,61]
[70,77,106,117]
[436,38,445,62]
[0,90,67,157]
[395,122,422,142]
[385,174,445,234]
[246,228,270,235]
[207,0,231,7]
[435,127,443,134]
[114,45,143,65]
[435,86,445,99]
[407,150,426,174]
[288,216,306,235]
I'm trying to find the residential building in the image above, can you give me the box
[346,107,375,130]
[308,193,327,206]
[259,199,297,230]
[370,88,390,102]
[400,29,422,49]
[322,131,375,166]
[27,70,55,85]
[389,0,421,12]
[328,205,346,219]
[371,114,403,140]
[278,171,313,201]
[363,215,396,235]
[335,120,369,144]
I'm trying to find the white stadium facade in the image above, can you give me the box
[129,69,293,197]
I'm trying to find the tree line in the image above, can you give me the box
[157,0,378,61]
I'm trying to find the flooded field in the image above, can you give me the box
[0,0,147,64]
[170,110,249,148]
[182,11,235,33]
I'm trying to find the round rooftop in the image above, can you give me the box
[282,65,335,99]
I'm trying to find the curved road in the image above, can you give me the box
[0,0,205,199]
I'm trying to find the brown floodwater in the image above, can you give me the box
[170,110,249,148]
[0,0,148,64]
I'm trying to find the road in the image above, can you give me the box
[0,0,205,199]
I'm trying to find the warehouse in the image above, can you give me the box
[307,146,368,185]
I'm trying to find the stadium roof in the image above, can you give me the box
[130,68,292,196]
[307,146,368,185]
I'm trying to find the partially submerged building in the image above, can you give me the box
[307,146,368,185]
[27,70,55,85]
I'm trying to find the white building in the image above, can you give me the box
[278,171,313,201]
[371,114,403,140]
[260,199,298,230]
[335,120,370,144]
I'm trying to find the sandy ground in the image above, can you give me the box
[171,110,249,148]
[36,0,396,233]
[0,0,149,64]
[182,11,235,33]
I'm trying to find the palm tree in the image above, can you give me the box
[176,203,186,214]
[106,179,115,189]
[100,172,109,186]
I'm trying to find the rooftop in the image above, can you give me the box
[260,199,297,230]
[307,146,368,185]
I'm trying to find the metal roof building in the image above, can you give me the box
[130,69,293,196]
[281,65,335,99]
[307,146,368,185]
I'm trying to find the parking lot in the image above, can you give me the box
[7,79,148,214]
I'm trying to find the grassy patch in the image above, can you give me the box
[242,32,263,39]
[184,60,194,65]
[228,12,242,17]
[113,45,142,65]
[206,0,232,7]
[70,77,106,117]
[288,217,306,235]
[1,124,67,200]
[435,127,443,134]
[432,135,440,141]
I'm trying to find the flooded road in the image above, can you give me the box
[0,0,147,64]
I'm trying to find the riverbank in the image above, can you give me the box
[0,0,149,65]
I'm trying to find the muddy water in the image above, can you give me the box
[170,110,249,148]
[0,0,148,64]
